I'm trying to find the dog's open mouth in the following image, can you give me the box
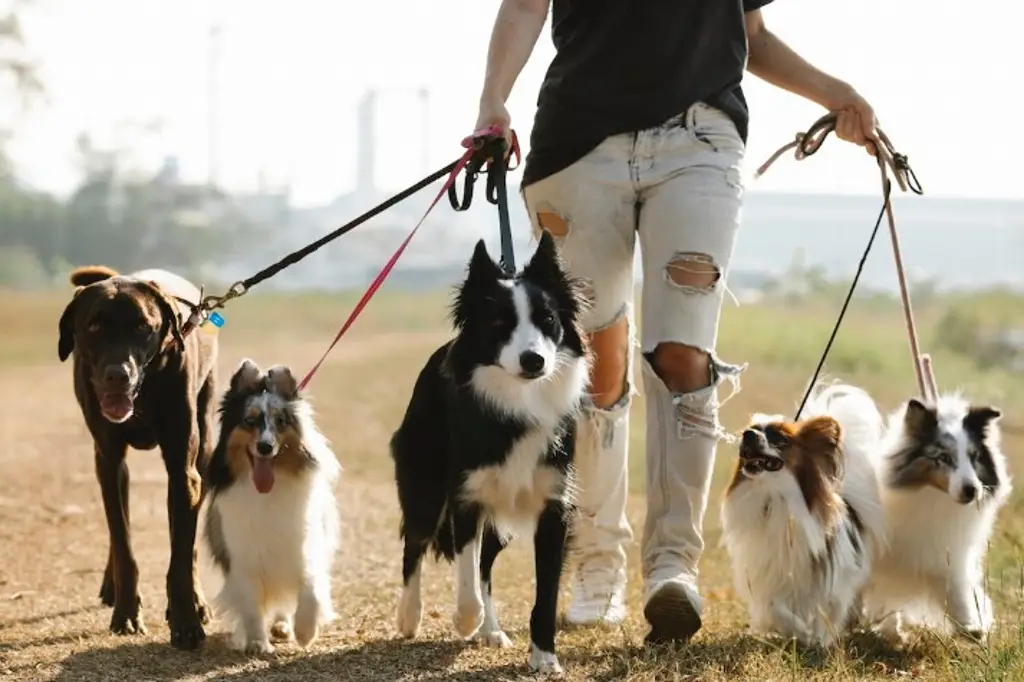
[738,446,783,475]
[99,392,135,423]
[249,454,275,494]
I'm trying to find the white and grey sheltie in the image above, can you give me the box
[863,392,1011,643]
[720,383,888,647]
[199,359,341,653]
[390,230,589,676]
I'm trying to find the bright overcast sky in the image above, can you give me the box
[6,0,1020,206]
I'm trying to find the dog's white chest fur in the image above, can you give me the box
[459,357,587,536]
[202,473,339,611]
[461,429,570,535]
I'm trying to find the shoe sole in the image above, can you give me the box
[643,582,702,645]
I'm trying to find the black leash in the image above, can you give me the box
[242,160,461,293]
[792,183,890,421]
[448,134,519,275]
[180,128,523,336]
[180,158,463,334]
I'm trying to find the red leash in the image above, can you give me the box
[296,125,521,391]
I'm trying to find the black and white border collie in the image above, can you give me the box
[390,230,588,676]
[199,359,341,654]
[863,393,1011,643]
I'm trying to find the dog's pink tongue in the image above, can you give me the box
[252,456,275,494]
[100,394,134,421]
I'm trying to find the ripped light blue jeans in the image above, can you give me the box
[522,101,746,599]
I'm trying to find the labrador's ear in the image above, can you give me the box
[58,296,80,362]
[138,280,186,352]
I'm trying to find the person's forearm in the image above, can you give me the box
[746,23,853,110]
[479,0,549,104]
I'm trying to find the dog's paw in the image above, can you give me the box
[528,644,564,678]
[961,626,989,644]
[396,588,423,638]
[269,619,293,643]
[109,602,146,636]
[166,598,207,651]
[293,620,319,648]
[243,638,275,655]
[452,599,485,639]
[474,629,513,648]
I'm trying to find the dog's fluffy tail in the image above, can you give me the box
[70,265,119,287]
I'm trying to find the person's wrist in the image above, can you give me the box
[817,78,856,112]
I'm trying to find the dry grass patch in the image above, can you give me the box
[1,287,1022,681]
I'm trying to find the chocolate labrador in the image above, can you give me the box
[58,265,218,649]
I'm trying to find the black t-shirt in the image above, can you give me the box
[522,0,775,187]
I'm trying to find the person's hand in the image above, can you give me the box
[474,95,513,159]
[826,84,878,156]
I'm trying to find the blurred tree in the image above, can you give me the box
[1,0,43,164]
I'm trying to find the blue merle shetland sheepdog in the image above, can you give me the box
[199,359,341,654]
[390,230,589,676]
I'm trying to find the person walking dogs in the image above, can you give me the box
[473,0,879,644]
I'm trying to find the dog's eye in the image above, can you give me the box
[243,414,262,428]
[764,428,788,449]
[87,322,101,333]
[136,322,153,334]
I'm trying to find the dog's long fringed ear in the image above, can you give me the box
[266,365,299,400]
[799,416,845,480]
[57,296,80,362]
[903,398,937,435]
[231,358,264,393]
[964,405,1002,438]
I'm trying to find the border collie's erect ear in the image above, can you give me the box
[467,239,503,281]
[964,405,1002,437]
[521,230,561,283]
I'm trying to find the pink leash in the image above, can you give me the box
[297,125,520,391]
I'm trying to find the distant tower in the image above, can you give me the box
[356,89,378,198]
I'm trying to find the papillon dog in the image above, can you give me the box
[720,383,887,647]
[862,393,1011,643]
[199,359,341,653]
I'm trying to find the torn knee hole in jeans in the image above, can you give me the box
[586,309,632,411]
[664,252,720,294]
[669,352,746,443]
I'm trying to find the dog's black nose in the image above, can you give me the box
[961,483,977,503]
[256,441,274,456]
[520,351,546,375]
[741,429,761,450]
[103,364,130,389]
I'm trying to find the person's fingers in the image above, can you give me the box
[850,112,867,147]
[836,109,857,143]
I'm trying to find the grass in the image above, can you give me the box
[1,283,1022,681]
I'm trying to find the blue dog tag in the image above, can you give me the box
[209,312,225,328]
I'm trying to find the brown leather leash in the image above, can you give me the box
[754,112,937,406]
